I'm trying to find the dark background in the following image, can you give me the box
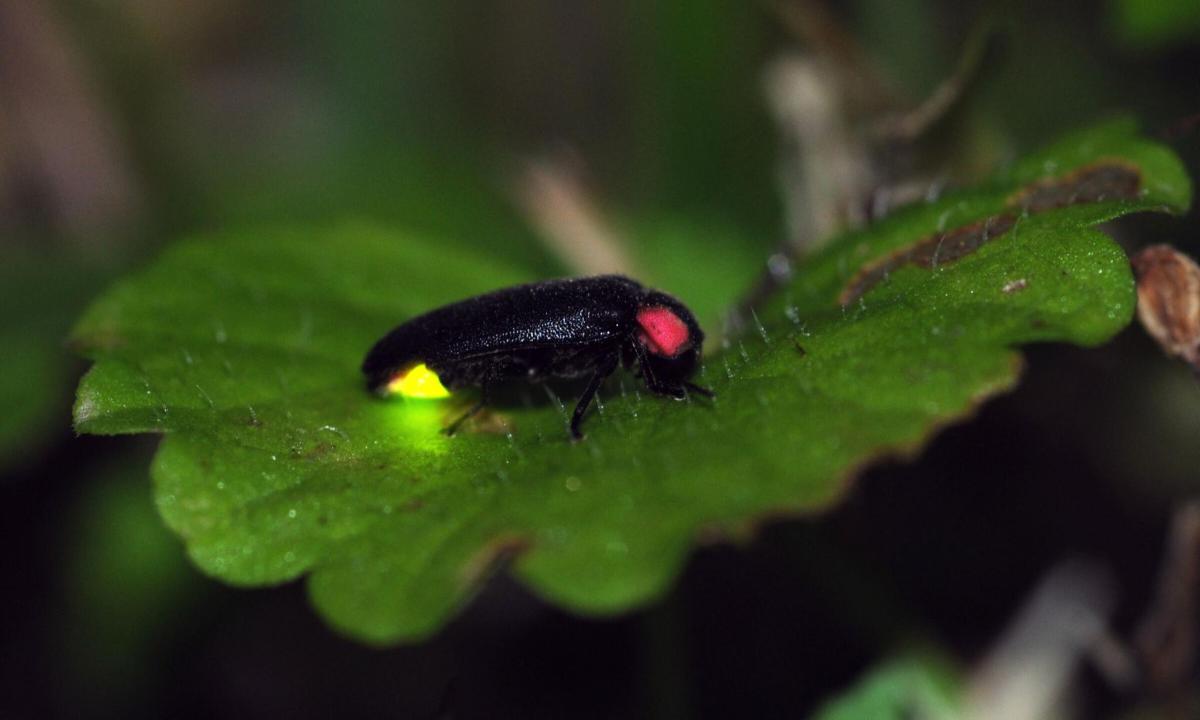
[2,1,1198,717]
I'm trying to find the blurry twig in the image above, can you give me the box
[0,0,142,244]
[958,505,1199,719]
[764,54,872,252]
[765,0,896,118]
[964,560,1115,720]
[728,1,999,335]
[762,0,897,256]
[870,15,997,146]
[1131,501,1200,697]
[1083,501,1200,716]
[513,153,639,277]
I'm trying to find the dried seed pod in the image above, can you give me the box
[1131,245,1200,371]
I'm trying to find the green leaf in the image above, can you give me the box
[58,456,201,699]
[0,330,62,463]
[1109,0,1200,50]
[71,121,1190,643]
[0,253,102,467]
[811,656,962,720]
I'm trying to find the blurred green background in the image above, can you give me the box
[2,0,1198,717]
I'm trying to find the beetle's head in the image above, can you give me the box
[633,291,704,397]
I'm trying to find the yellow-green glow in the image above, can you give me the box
[387,363,450,399]
[384,401,451,456]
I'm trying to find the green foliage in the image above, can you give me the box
[1109,0,1200,49]
[0,332,60,464]
[811,656,962,720]
[71,121,1190,643]
[0,255,101,466]
[59,459,200,701]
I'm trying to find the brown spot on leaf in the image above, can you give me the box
[292,441,335,461]
[838,162,1142,307]
[1008,161,1141,213]
[840,214,1016,305]
[460,534,533,588]
[1132,245,1200,372]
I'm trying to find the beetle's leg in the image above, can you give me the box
[630,339,656,386]
[443,401,483,436]
[569,353,618,440]
[629,339,679,398]
[444,378,491,436]
[632,338,711,399]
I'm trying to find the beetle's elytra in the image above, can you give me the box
[362,275,712,439]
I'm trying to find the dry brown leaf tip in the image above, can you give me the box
[1132,245,1200,371]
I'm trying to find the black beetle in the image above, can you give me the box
[362,275,712,439]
